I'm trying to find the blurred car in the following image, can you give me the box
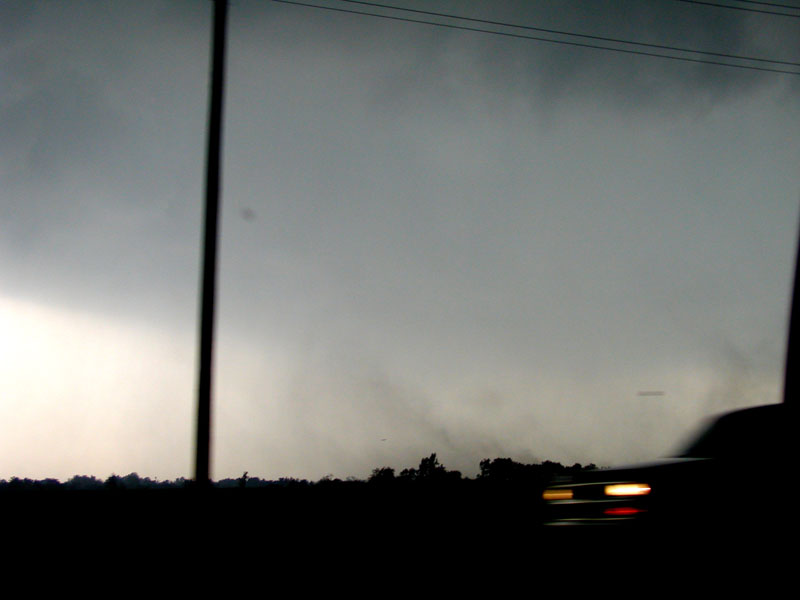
[541,403,791,529]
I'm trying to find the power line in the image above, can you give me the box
[669,0,800,18]
[270,0,800,75]
[340,0,800,68]
[734,0,800,9]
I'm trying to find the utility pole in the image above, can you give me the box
[784,207,800,405]
[195,0,228,487]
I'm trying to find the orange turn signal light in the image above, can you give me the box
[542,488,574,501]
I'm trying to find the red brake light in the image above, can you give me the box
[604,507,644,516]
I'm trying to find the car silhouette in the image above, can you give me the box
[541,402,791,530]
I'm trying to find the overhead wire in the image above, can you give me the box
[270,0,800,75]
[669,0,800,18]
[339,0,800,68]
[733,0,800,9]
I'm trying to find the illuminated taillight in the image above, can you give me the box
[604,507,644,516]
[604,483,651,496]
[542,488,573,501]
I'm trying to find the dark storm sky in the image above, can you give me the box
[1,0,798,480]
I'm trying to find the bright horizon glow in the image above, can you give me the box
[1,294,780,482]
[0,295,195,481]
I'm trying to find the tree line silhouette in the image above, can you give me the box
[0,454,597,492]
[2,454,603,566]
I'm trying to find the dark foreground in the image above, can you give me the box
[4,483,791,590]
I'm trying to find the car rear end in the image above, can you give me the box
[542,458,713,527]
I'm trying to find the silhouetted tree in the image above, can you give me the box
[277,477,309,488]
[368,467,395,484]
[418,453,446,480]
[478,457,525,481]
[66,475,103,490]
[120,473,142,489]
[398,467,418,481]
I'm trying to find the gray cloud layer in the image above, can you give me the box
[1,1,798,479]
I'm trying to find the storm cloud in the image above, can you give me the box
[1,0,798,481]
